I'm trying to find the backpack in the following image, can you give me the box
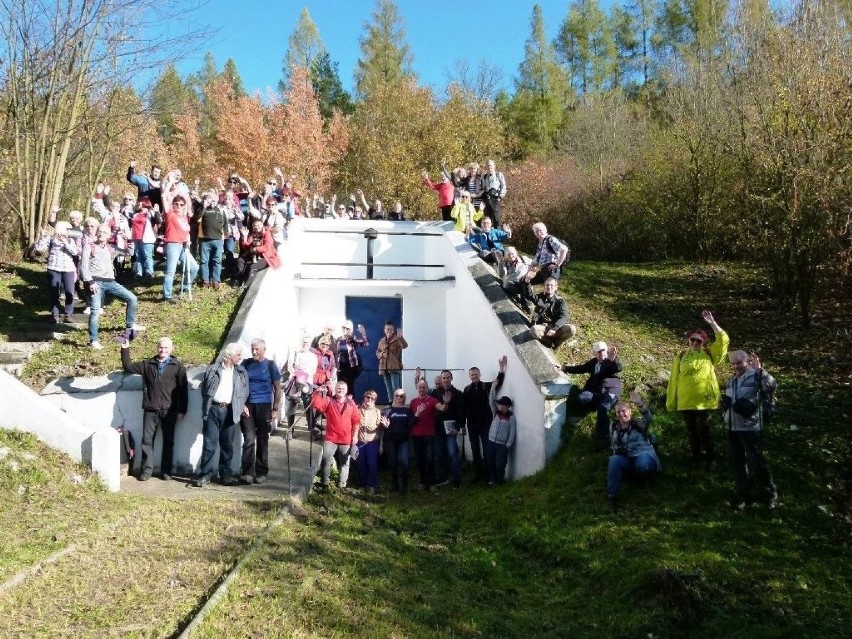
[546,235,571,264]
[756,368,777,424]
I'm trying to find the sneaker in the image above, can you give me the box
[165,297,178,305]
[239,474,254,485]
[129,323,146,332]
[220,476,238,486]
[191,476,210,488]
[254,475,267,484]
[161,473,172,481]
[768,495,778,510]
[368,487,377,495]
[83,307,91,315]
[63,315,74,324]
[735,501,747,512]
[90,341,103,351]
[138,472,152,482]
[435,479,450,488]
[213,282,221,290]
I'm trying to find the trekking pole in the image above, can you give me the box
[179,245,188,299]
[184,244,193,302]
[285,427,292,497]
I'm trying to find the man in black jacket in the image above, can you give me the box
[433,369,465,488]
[530,277,576,349]
[462,357,507,482]
[560,341,622,443]
[121,336,189,481]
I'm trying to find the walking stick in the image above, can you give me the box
[285,427,292,497]
[179,245,188,299]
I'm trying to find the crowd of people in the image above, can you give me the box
[36,156,778,511]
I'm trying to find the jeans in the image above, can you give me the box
[445,432,462,485]
[133,241,154,277]
[384,436,410,490]
[682,409,714,461]
[88,278,137,343]
[163,242,198,300]
[321,441,352,487]
[47,269,76,319]
[356,439,380,489]
[240,402,271,478]
[728,430,776,503]
[198,238,224,284]
[223,237,237,279]
[141,409,177,476]
[487,441,510,485]
[411,435,435,487]
[198,404,236,480]
[381,371,402,401]
[607,453,658,497]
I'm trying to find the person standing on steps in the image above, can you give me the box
[120,336,188,481]
[666,310,729,466]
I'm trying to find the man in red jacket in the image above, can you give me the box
[311,381,360,491]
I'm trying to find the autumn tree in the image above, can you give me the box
[150,64,194,145]
[0,0,202,248]
[355,0,415,98]
[271,65,348,195]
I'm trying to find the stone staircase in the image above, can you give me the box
[0,310,86,377]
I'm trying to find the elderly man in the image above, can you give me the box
[468,217,511,264]
[561,341,623,443]
[433,369,464,488]
[82,223,144,350]
[311,380,361,491]
[481,159,507,226]
[463,357,507,483]
[530,277,576,349]
[722,351,778,510]
[193,343,250,487]
[239,338,282,485]
[525,223,570,286]
[121,336,188,481]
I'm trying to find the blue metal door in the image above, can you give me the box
[344,296,403,404]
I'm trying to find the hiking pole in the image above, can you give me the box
[183,243,193,302]
[285,427,292,497]
[179,245,188,299]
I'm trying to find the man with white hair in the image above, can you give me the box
[560,341,623,444]
[525,222,569,286]
[194,343,250,487]
[120,336,188,481]
[722,350,778,510]
[239,338,282,484]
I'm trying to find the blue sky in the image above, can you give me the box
[176,1,586,96]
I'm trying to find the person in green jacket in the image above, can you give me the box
[666,310,729,465]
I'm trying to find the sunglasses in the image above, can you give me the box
[394,393,406,397]
[689,337,703,343]
[365,395,377,401]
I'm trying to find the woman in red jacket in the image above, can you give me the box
[236,217,280,285]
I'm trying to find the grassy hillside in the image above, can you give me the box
[192,261,850,639]
[1,259,848,638]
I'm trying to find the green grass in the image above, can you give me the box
[191,261,850,639]
[1,259,849,638]
[0,261,239,387]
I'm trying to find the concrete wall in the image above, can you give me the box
[0,370,121,491]
[38,366,229,480]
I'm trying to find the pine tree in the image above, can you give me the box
[354,0,415,98]
[149,64,192,144]
[310,52,354,121]
[510,4,572,156]
[221,58,246,98]
[556,0,617,96]
[280,7,326,92]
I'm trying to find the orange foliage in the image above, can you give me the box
[170,103,220,185]
[271,65,348,194]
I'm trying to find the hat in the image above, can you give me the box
[342,320,354,331]
[592,341,608,352]
[496,395,513,407]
